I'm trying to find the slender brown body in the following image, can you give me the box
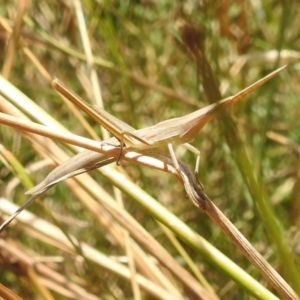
[26,66,285,195]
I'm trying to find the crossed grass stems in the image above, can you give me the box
[0,65,298,299]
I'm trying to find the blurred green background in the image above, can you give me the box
[0,1,300,299]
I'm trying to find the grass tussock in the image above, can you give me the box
[0,1,300,299]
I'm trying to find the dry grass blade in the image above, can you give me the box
[0,205,181,300]
[0,281,24,300]
[189,31,300,295]
[1,1,299,299]
[0,80,213,298]
[177,159,297,300]
[1,0,27,78]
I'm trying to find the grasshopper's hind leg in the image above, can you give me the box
[182,143,204,190]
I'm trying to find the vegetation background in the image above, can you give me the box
[0,0,300,299]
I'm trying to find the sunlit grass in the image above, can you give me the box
[1,1,300,299]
